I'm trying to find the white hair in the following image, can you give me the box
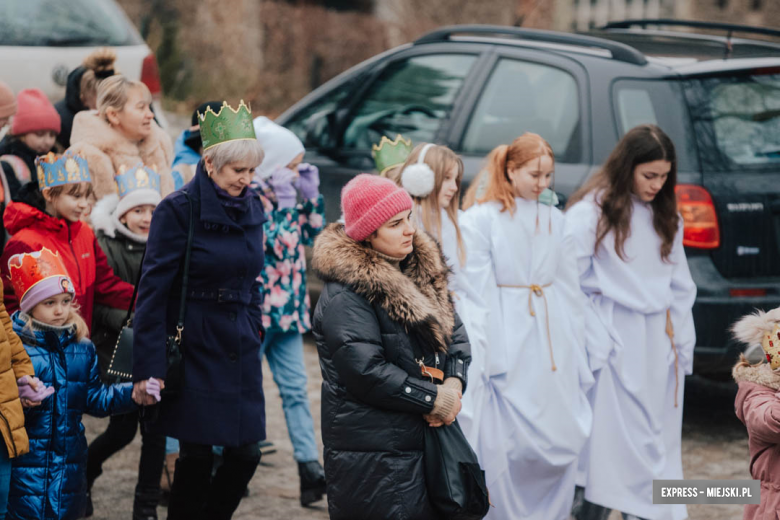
[204,139,265,174]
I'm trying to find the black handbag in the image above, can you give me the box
[106,191,195,392]
[160,190,195,398]
[106,254,144,381]
[424,418,490,520]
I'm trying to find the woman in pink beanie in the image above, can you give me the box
[310,174,475,519]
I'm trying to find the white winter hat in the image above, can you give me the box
[253,116,305,179]
[116,188,161,219]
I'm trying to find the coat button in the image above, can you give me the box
[457,372,463,377]
[425,395,432,402]
[405,387,411,394]
[229,312,237,322]
[458,359,464,364]
[229,352,238,362]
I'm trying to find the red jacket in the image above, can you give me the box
[1,202,134,330]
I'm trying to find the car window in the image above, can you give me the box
[0,0,141,46]
[285,79,357,147]
[461,59,581,163]
[684,71,780,171]
[613,79,699,172]
[342,54,477,150]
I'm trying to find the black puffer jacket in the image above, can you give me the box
[312,224,471,520]
[54,66,87,150]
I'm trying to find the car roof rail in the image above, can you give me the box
[414,24,648,65]
[602,19,780,39]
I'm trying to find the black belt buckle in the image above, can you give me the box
[218,288,235,303]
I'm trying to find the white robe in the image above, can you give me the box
[413,209,490,437]
[460,199,594,520]
[565,194,696,520]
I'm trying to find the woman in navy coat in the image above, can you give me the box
[132,101,267,520]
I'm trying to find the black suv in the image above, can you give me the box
[277,20,780,376]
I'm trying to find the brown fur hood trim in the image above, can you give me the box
[312,223,455,353]
[733,355,780,391]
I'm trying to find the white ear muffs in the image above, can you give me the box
[401,143,436,198]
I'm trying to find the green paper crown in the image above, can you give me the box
[197,100,256,150]
[372,135,413,175]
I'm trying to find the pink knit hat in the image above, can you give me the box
[0,82,15,120]
[341,174,413,241]
[11,89,61,136]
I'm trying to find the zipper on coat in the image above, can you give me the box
[67,226,82,286]
[0,410,18,458]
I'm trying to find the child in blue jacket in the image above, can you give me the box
[5,248,139,520]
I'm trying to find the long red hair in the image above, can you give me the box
[463,133,554,214]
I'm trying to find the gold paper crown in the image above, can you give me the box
[197,100,256,150]
[35,151,91,190]
[372,135,413,175]
[114,163,161,199]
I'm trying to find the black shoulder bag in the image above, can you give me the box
[107,191,195,395]
[161,190,195,397]
[424,418,491,519]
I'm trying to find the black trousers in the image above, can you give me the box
[167,441,261,520]
[86,411,166,494]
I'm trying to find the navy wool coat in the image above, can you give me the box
[133,162,267,447]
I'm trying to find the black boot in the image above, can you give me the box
[85,478,95,518]
[203,443,261,520]
[167,445,214,520]
[298,461,326,507]
[132,485,160,520]
[572,486,612,520]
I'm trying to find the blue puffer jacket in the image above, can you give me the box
[7,312,134,520]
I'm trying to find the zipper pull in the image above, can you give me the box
[435,352,440,368]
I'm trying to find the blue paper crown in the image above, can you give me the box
[114,163,161,199]
[35,151,91,190]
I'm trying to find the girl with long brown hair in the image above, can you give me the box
[566,124,696,520]
[459,133,594,520]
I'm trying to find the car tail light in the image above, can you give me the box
[675,185,720,249]
[730,288,767,297]
[141,54,162,98]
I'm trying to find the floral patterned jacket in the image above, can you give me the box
[254,179,325,334]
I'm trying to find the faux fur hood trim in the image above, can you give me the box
[733,356,780,391]
[90,193,148,244]
[312,223,455,353]
[732,307,780,347]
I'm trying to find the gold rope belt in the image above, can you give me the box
[497,283,557,371]
[666,309,679,408]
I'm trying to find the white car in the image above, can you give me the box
[0,0,166,126]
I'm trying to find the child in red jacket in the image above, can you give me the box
[0,151,133,331]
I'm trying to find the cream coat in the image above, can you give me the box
[69,111,174,199]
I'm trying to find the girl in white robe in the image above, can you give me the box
[459,133,594,520]
[396,142,490,427]
[565,124,696,520]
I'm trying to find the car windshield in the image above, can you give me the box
[0,0,141,46]
[683,69,780,171]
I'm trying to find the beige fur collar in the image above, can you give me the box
[312,223,454,353]
[733,358,780,391]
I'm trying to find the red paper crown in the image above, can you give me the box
[7,248,73,302]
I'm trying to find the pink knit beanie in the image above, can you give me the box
[0,82,15,120]
[12,89,61,136]
[341,174,413,241]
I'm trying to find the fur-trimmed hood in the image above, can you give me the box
[90,193,148,244]
[733,356,780,391]
[312,223,455,353]
[68,110,174,200]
